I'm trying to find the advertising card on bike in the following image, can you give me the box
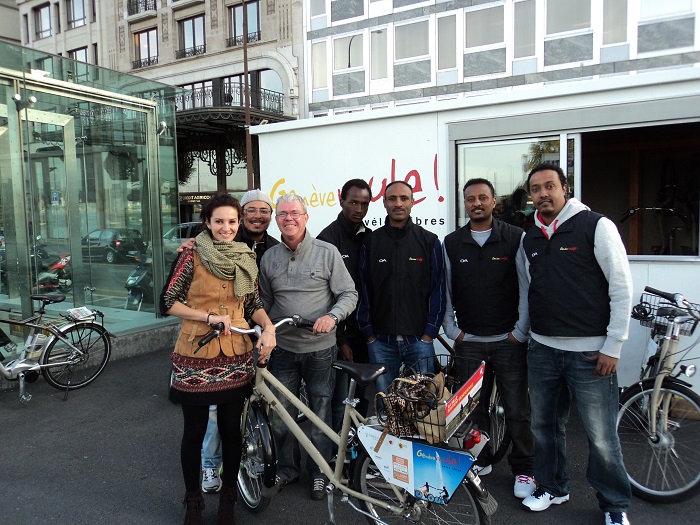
[445,361,485,437]
[357,426,475,504]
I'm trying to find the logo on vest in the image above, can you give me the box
[408,257,424,262]
[341,254,349,259]
[491,256,509,261]
[459,258,469,263]
[559,246,578,251]
[378,259,387,263]
[531,252,538,258]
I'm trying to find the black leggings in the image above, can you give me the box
[180,389,249,492]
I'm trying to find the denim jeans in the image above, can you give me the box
[455,338,534,476]
[268,345,337,480]
[368,337,436,394]
[528,339,630,512]
[201,405,222,469]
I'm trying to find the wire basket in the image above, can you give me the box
[375,354,485,444]
[633,293,699,336]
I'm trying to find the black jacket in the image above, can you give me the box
[235,226,279,269]
[444,219,522,336]
[357,218,445,340]
[317,212,372,344]
[523,210,610,336]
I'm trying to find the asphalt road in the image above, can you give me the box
[0,349,696,525]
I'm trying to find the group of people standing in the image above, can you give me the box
[160,162,634,525]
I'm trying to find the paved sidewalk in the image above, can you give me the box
[0,349,696,525]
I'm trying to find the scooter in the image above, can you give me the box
[35,254,72,293]
[124,253,153,311]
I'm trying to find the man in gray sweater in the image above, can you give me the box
[259,193,358,501]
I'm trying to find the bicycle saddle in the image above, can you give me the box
[30,293,66,304]
[332,361,386,386]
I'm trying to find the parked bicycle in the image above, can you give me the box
[0,293,111,404]
[617,286,700,502]
[436,335,511,469]
[200,318,498,524]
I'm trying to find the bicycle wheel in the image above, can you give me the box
[617,380,700,503]
[238,400,275,513]
[485,386,511,465]
[41,323,111,390]
[352,449,490,525]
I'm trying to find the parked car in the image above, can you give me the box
[82,228,147,264]
[157,222,205,266]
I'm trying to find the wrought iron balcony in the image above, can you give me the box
[132,56,158,69]
[174,85,283,115]
[226,31,261,48]
[175,45,206,59]
[127,0,157,16]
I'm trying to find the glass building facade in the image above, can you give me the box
[0,41,179,329]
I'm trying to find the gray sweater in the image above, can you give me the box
[259,232,358,353]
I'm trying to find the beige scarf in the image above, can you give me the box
[194,231,258,298]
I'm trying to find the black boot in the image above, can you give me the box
[182,490,205,525]
[216,485,237,525]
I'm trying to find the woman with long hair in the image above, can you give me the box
[160,194,276,525]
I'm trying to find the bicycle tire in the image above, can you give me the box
[238,400,275,513]
[40,322,111,390]
[351,449,489,525]
[617,379,700,503]
[486,387,511,466]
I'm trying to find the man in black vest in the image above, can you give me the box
[357,180,446,394]
[443,178,535,499]
[317,179,373,431]
[521,164,632,525]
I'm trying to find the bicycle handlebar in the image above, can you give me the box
[195,315,316,352]
[644,286,683,305]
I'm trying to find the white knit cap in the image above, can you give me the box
[240,189,273,210]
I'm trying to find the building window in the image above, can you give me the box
[437,16,456,70]
[54,2,61,34]
[603,0,627,45]
[546,0,590,34]
[395,21,429,60]
[310,0,325,17]
[69,47,89,81]
[334,34,363,70]
[23,15,29,44]
[465,6,503,48]
[227,1,260,48]
[514,0,536,58]
[133,28,158,69]
[177,15,206,58]
[69,47,88,62]
[176,81,213,110]
[67,0,86,29]
[371,30,387,79]
[34,4,52,40]
[312,42,327,89]
[640,0,692,19]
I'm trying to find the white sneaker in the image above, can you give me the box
[522,487,569,511]
[605,512,630,525]
[513,474,537,498]
[201,467,222,493]
[473,464,492,476]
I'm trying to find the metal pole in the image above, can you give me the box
[243,2,254,190]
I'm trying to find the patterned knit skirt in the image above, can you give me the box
[169,351,254,406]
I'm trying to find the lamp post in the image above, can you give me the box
[243,1,254,190]
[347,34,359,68]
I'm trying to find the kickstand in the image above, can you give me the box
[323,482,336,525]
[62,375,72,401]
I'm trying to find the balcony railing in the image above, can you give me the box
[127,0,157,16]
[175,45,206,59]
[174,85,283,115]
[226,31,261,48]
[132,56,158,69]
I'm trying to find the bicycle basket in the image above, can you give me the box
[374,354,485,444]
[633,293,699,336]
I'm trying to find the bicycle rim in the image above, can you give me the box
[41,323,111,390]
[352,450,484,525]
[617,382,700,502]
[486,388,510,465]
[238,401,273,513]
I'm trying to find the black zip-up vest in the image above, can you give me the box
[444,219,522,336]
[364,219,436,337]
[523,210,610,336]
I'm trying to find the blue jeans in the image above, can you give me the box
[455,338,534,476]
[528,339,630,512]
[201,405,221,470]
[368,337,436,394]
[268,345,337,480]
